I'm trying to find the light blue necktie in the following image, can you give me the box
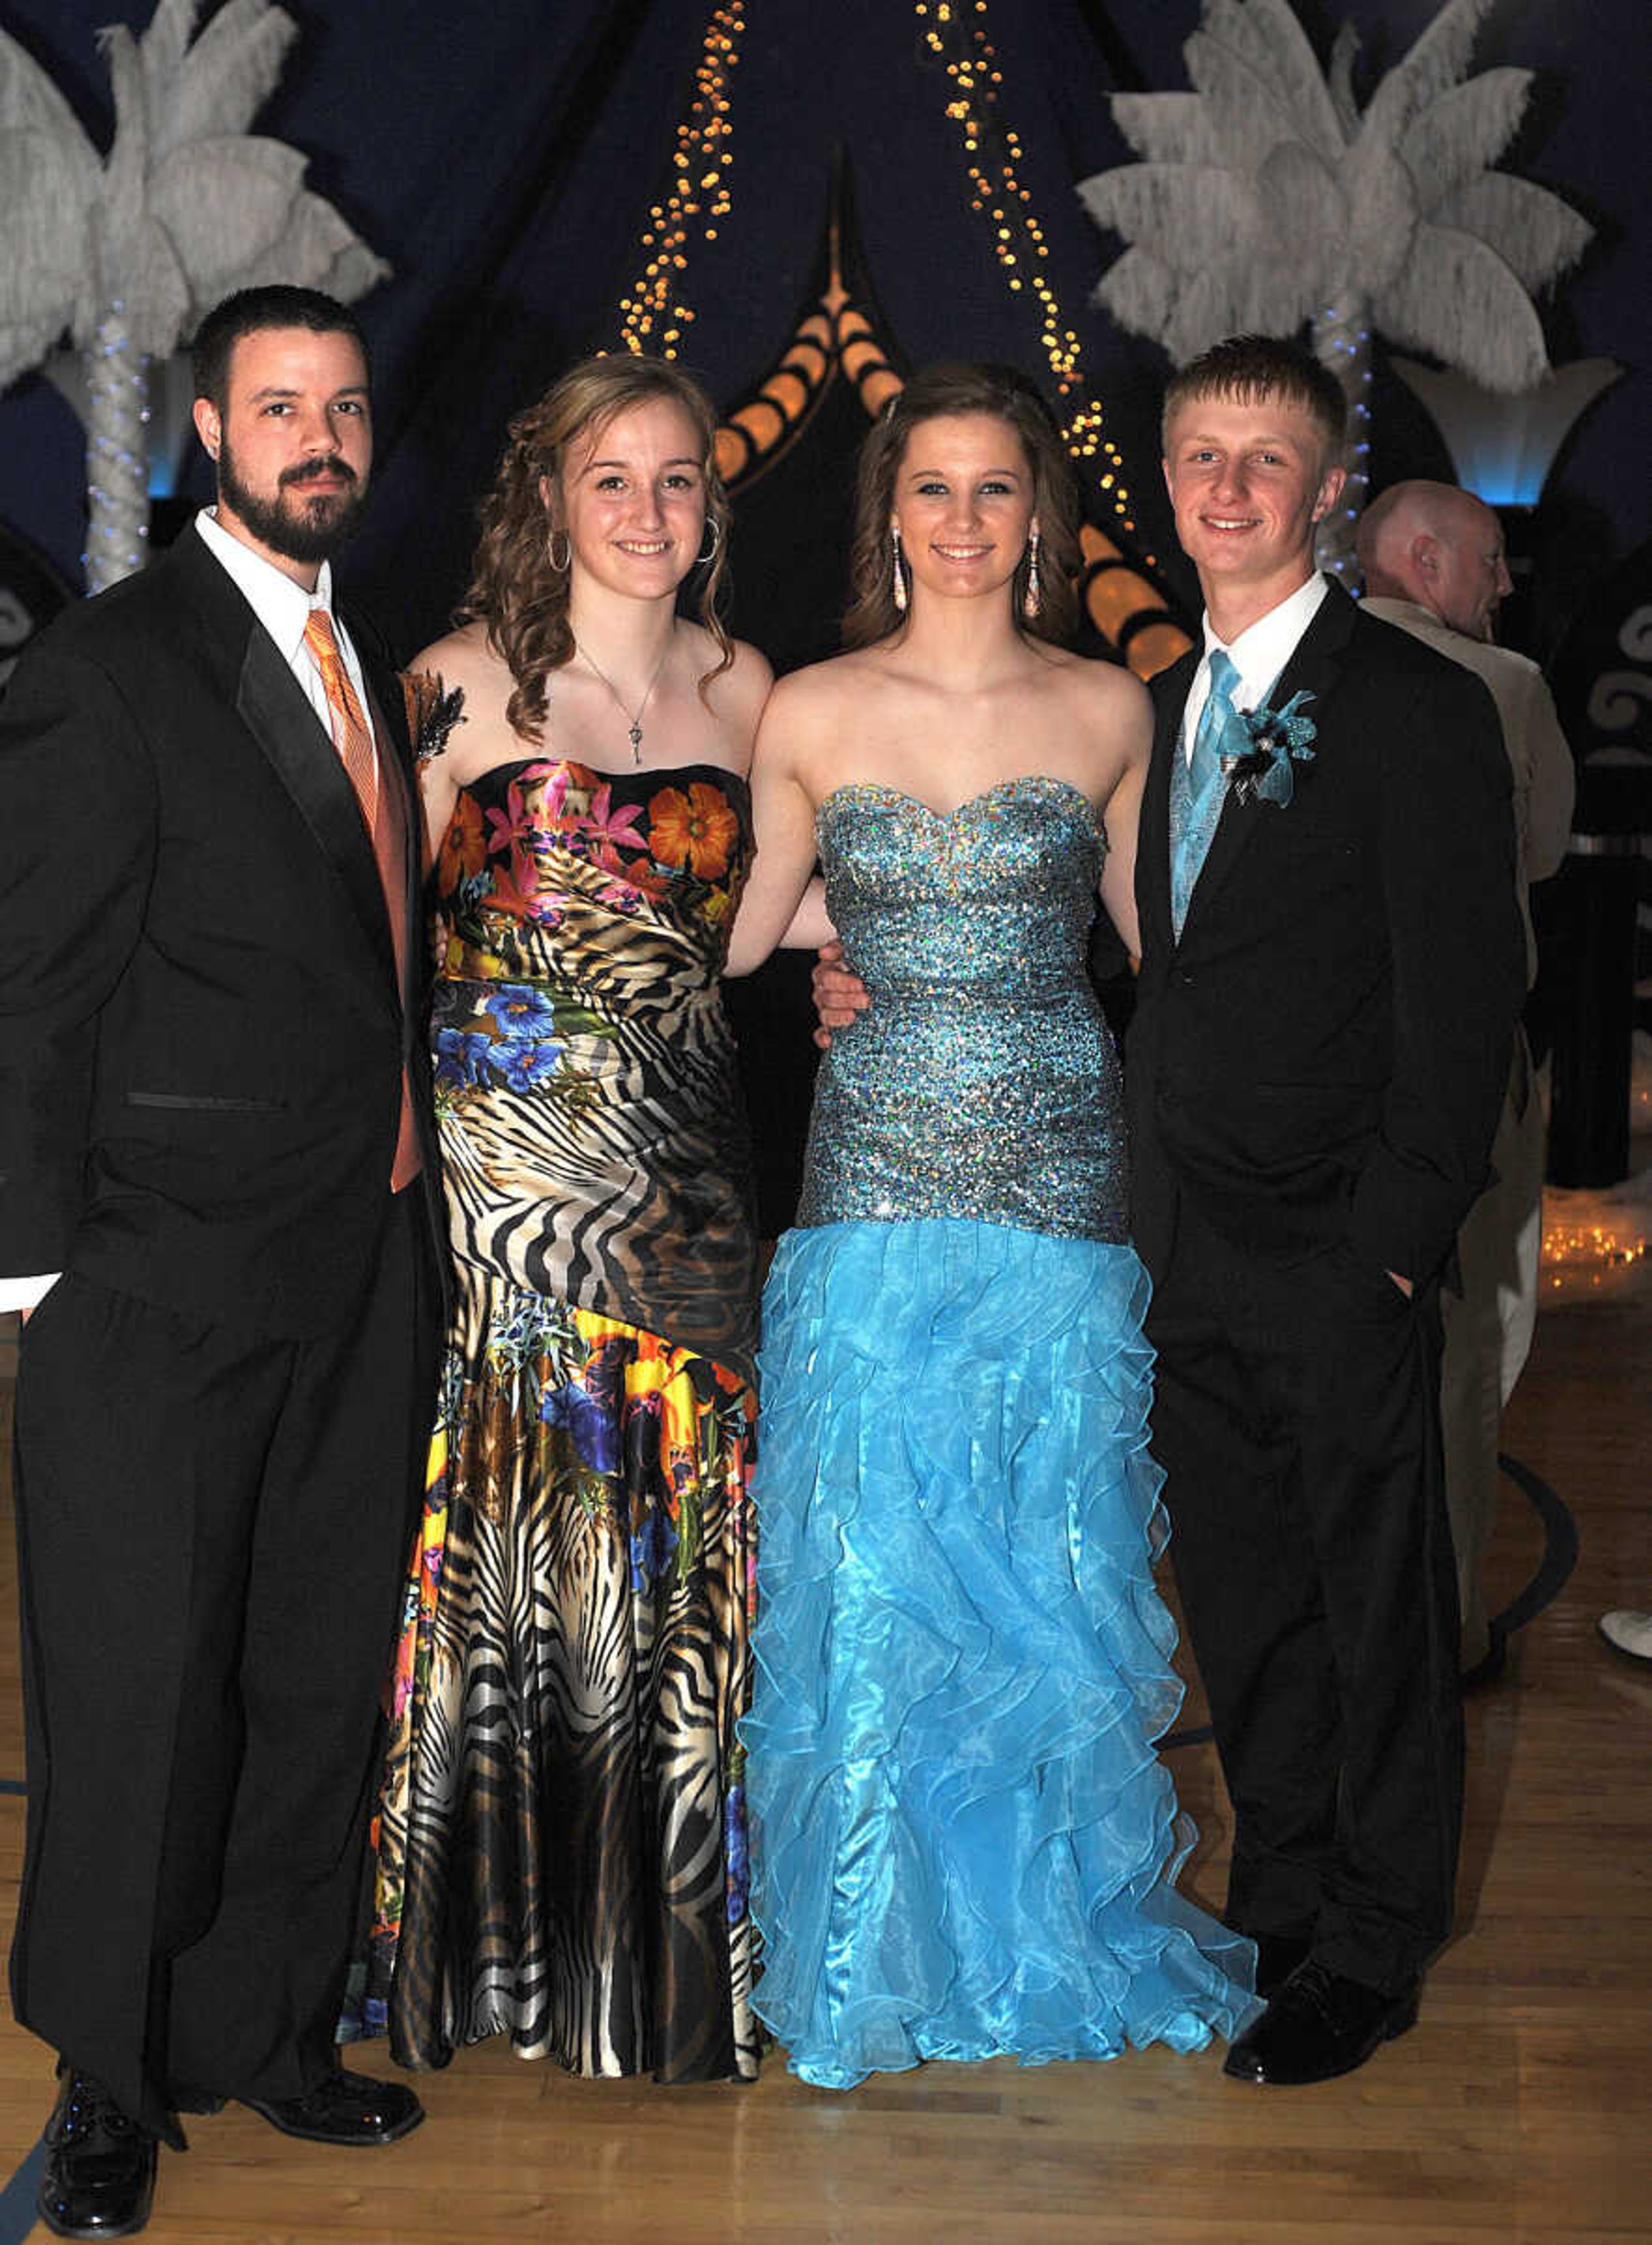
[1169,647,1241,936]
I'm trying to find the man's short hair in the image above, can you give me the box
[1162,335,1347,464]
[191,287,368,412]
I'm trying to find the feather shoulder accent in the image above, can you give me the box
[401,671,467,765]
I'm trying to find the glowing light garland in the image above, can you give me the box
[616,2,746,358]
[915,0,1137,543]
[1316,296,1373,585]
[84,303,151,592]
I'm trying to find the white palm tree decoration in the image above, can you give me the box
[1078,0,1593,574]
[0,0,386,593]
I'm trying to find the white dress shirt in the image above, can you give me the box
[0,512,374,1317]
[1181,572,1329,760]
[195,506,375,758]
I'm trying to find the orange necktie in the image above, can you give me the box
[304,608,422,1192]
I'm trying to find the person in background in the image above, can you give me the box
[0,286,442,2241]
[1359,479,1576,1683]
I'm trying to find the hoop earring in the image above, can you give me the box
[1023,528,1042,622]
[696,516,723,567]
[548,530,571,572]
[891,523,908,616]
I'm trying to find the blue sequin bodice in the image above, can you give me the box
[798,777,1128,1243]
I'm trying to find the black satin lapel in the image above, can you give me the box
[235,628,398,991]
[354,631,411,773]
[1179,770,1257,933]
[1142,653,1194,960]
[1180,579,1358,937]
[359,651,424,894]
[1264,574,1359,730]
[362,671,428,1007]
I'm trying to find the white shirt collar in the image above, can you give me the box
[194,506,336,668]
[1201,572,1329,711]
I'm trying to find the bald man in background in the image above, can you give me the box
[1358,481,1575,1679]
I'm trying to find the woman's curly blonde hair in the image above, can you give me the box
[460,355,732,741]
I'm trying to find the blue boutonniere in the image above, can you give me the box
[1221,691,1317,807]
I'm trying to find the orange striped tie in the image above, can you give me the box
[304,608,422,1192]
[304,608,378,822]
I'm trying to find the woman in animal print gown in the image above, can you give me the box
[361,357,807,2081]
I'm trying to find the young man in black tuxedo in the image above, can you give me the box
[1131,337,1524,2085]
[0,287,445,2237]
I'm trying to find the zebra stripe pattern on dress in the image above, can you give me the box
[364,747,759,2080]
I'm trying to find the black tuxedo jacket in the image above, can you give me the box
[0,524,443,1336]
[1127,579,1526,1288]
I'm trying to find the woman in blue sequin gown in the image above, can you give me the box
[724,366,1258,2088]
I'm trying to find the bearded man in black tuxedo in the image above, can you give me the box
[0,286,444,2238]
[1131,336,1524,2085]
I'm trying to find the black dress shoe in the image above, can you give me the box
[37,2071,158,2240]
[1251,1932,1313,2000]
[1223,1960,1420,2085]
[168,2088,225,2116]
[240,2067,423,2146]
[1460,1619,1508,1692]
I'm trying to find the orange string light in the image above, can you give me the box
[1541,1217,1648,1288]
[617,3,746,358]
[915,0,1139,544]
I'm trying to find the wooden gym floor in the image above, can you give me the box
[0,1244,1645,2244]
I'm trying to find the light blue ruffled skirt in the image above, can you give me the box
[745,1216,1259,2090]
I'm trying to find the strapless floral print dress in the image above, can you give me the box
[364,706,760,2083]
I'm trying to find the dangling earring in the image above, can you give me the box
[548,529,571,572]
[1023,527,1042,622]
[891,522,908,616]
[696,516,722,567]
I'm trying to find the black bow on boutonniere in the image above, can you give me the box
[1221,691,1317,807]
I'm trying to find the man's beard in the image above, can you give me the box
[218,440,367,564]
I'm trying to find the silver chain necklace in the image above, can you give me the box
[575,637,671,765]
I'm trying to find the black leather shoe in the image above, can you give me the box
[240,2068,423,2146]
[168,2089,224,2116]
[37,2071,158,2240]
[1460,1619,1507,1691]
[1223,1960,1420,2085]
[1251,1932,1313,2000]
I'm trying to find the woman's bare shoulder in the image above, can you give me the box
[1054,646,1153,744]
[407,623,529,773]
[765,646,885,721]
[407,617,495,690]
[687,625,773,717]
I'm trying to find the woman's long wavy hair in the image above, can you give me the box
[843,363,1081,650]
[460,355,733,741]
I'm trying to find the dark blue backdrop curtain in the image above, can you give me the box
[0,0,1645,662]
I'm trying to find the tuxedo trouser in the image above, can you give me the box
[9,1188,441,2140]
[1438,1043,1545,1669]
[1145,1204,1464,1997]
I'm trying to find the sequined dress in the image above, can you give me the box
[745,776,1258,2088]
[364,723,761,2082]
